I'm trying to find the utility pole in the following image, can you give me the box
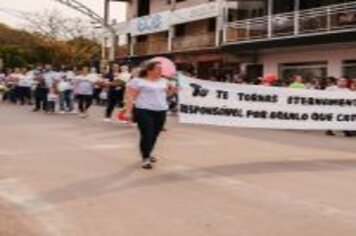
[103,0,110,63]
[104,0,119,63]
[53,0,119,70]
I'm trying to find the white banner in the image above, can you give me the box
[170,2,220,25]
[130,11,170,36]
[179,76,356,130]
[113,21,130,35]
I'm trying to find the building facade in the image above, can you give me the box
[114,0,356,81]
[224,0,356,81]
[115,0,231,79]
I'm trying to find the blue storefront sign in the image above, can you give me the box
[131,11,170,36]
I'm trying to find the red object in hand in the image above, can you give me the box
[117,110,127,121]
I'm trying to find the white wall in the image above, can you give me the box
[260,44,356,78]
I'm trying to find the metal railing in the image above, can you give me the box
[172,33,216,51]
[224,1,356,44]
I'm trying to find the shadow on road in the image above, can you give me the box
[40,158,356,204]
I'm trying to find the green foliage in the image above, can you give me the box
[0,23,100,68]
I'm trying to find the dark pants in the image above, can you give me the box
[134,108,166,160]
[18,86,32,105]
[9,86,19,103]
[2,91,8,101]
[34,88,48,111]
[105,89,124,118]
[77,94,93,113]
[93,88,102,105]
[47,101,56,112]
[59,90,73,111]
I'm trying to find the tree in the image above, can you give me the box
[0,9,101,68]
[23,9,100,67]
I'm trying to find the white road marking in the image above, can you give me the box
[0,178,70,236]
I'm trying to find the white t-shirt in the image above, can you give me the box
[326,86,350,92]
[0,73,6,81]
[117,72,131,83]
[58,80,72,92]
[66,71,76,81]
[74,74,99,95]
[128,78,169,111]
[10,73,25,86]
[43,71,57,88]
[18,72,34,87]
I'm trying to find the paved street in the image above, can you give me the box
[1,102,356,236]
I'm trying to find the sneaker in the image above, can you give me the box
[79,113,87,118]
[59,110,66,114]
[150,156,157,163]
[141,159,153,169]
[103,118,112,122]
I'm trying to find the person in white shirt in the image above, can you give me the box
[74,66,100,118]
[43,65,57,90]
[58,73,74,113]
[125,60,177,169]
[325,77,353,137]
[8,68,23,104]
[47,83,59,113]
[18,68,35,105]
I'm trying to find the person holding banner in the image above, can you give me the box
[289,75,305,89]
[124,60,177,169]
[323,77,353,137]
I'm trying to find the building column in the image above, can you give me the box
[168,27,174,52]
[130,36,136,56]
[294,0,300,35]
[216,0,225,47]
[328,58,343,78]
[267,0,273,38]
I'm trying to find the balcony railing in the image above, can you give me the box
[134,39,168,56]
[224,1,356,44]
[172,33,216,51]
[116,45,130,58]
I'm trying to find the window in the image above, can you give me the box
[175,24,186,37]
[137,35,148,43]
[343,60,356,78]
[208,18,216,32]
[279,61,327,82]
[273,0,294,14]
[137,0,150,17]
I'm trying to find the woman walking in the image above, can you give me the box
[124,61,177,169]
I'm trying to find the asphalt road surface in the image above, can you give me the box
[1,103,356,236]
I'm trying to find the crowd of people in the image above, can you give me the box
[0,61,179,169]
[1,62,355,169]
[0,64,128,119]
